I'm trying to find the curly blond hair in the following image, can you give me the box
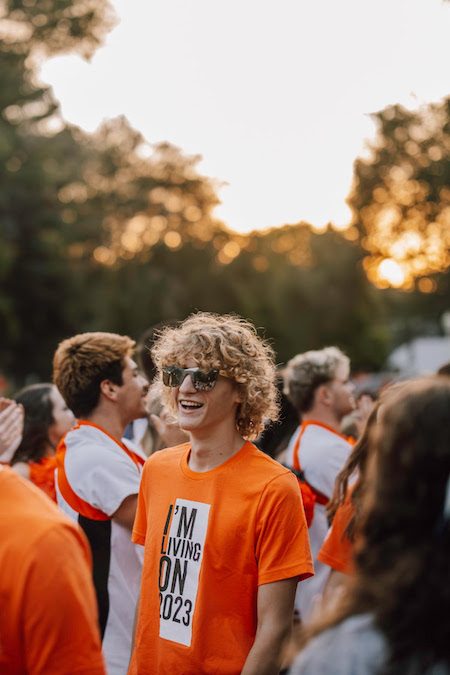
[53,332,135,418]
[151,312,279,440]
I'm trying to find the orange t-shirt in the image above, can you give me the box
[29,455,57,502]
[129,441,314,675]
[317,485,356,575]
[0,467,106,675]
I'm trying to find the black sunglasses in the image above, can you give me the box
[162,365,228,391]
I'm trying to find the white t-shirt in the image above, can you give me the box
[286,422,352,621]
[56,422,145,675]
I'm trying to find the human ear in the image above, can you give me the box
[100,379,118,402]
[317,384,332,406]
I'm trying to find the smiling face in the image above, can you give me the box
[170,359,242,438]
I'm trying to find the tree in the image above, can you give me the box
[348,97,450,289]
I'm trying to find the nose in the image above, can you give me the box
[178,373,196,393]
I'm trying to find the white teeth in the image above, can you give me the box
[180,400,202,408]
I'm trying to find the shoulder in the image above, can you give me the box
[302,423,351,449]
[0,467,81,547]
[241,444,301,502]
[245,443,294,480]
[64,424,134,471]
[291,615,386,675]
[145,443,189,467]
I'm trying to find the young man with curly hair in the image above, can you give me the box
[53,332,149,675]
[128,312,313,675]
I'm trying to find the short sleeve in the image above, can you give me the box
[255,471,314,586]
[132,460,149,546]
[303,438,352,499]
[317,498,355,575]
[67,444,141,516]
[23,524,105,675]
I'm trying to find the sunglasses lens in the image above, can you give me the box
[192,369,219,391]
[162,366,183,388]
[162,366,219,390]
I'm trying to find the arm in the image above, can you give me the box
[321,569,348,612]
[241,576,298,675]
[112,492,138,530]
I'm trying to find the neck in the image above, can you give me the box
[85,409,127,443]
[43,441,56,458]
[188,427,246,472]
[302,409,341,432]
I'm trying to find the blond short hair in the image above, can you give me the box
[151,312,279,440]
[284,346,350,413]
[53,332,135,418]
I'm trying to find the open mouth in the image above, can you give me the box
[179,400,203,411]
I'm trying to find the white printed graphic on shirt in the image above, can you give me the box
[158,498,210,646]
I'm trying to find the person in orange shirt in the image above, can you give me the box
[129,312,314,675]
[317,404,380,584]
[0,398,105,675]
[10,383,76,501]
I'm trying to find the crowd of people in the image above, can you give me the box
[0,311,449,675]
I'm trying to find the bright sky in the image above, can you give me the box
[40,0,450,234]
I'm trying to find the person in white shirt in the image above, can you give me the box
[283,346,355,621]
[53,332,149,675]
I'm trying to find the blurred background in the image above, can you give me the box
[1,0,449,391]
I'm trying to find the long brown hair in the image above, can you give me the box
[302,377,450,672]
[327,403,379,541]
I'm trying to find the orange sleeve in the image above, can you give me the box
[131,461,148,546]
[317,498,355,575]
[23,523,106,675]
[255,472,314,586]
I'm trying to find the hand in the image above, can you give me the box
[0,398,24,463]
[150,409,188,449]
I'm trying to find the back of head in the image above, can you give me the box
[151,312,279,440]
[53,332,135,419]
[284,346,349,413]
[355,377,450,669]
[303,377,450,670]
[11,383,53,464]
[365,376,450,555]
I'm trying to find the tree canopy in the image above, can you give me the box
[348,97,450,291]
[1,0,449,388]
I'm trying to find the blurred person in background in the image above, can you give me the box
[124,323,187,455]
[291,376,450,675]
[283,347,356,622]
[340,390,376,442]
[0,397,105,674]
[317,403,381,608]
[437,362,450,376]
[10,383,75,501]
[53,332,149,675]
[129,312,313,675]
